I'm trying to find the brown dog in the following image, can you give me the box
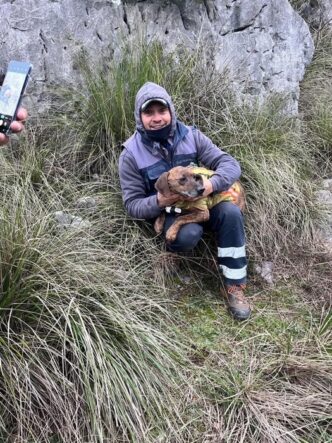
[154,165,245,243]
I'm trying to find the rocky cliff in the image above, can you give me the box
[0,0,316,112]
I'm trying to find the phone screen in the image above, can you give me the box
[0,70,27,116]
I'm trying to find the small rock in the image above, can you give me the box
[70,216,91,229]
[178,274,192,285]
[322,179,332,191]
[255,261,274,285]
[76,196,97,213]
[316,189,332,205]
[315,182,332,253]
[54,211,91,230]
[315,228,332,254]
[54,211,72,226]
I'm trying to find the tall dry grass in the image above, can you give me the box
[0,136,190,442]
[45,40,322,261]
[0,32,331,442]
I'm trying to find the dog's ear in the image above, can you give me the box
[155,172,171,195]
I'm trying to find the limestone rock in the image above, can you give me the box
[0,0,314,113]
[255,261,274,284]
[76,196,98,213]
[54,210,92,229]
[296,0,332,29]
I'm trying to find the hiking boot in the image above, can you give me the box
[221,284,251,320]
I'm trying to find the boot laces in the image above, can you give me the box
[227,284,247,302]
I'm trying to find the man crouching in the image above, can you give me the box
[119,81,250,321]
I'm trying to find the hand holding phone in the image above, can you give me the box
[0,107,28,146]
[0,61,32,137]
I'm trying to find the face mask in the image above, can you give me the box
[145,123,172,142]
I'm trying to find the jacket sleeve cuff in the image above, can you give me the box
[144,194,163,219]
[150,194,162,215]
[210,175,228,193]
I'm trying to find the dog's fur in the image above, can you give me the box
[154,166,245,243]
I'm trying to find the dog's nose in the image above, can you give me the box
[197,187,205,196]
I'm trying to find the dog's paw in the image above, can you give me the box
[154,214,165,234]
[154,220,163,234]
[166,227,178,243]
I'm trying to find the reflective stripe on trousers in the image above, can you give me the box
[163,201,247,285]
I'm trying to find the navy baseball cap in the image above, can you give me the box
[141,98,168,111]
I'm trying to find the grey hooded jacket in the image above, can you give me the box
[119,82,241,220]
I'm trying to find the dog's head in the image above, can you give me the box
[155,166,205,198]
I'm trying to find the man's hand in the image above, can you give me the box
[0,107,28,146]
[157,191,183,208]
[184,177,214,201]
[201,177,213,197]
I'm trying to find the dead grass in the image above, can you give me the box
[1,34,331,442]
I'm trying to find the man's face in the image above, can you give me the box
[141,102,171,130]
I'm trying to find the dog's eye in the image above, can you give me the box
[179,176,187,185]
[193,174,201,181]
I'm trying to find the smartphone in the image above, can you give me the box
[0,61,32,135]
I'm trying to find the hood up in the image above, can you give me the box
[134,82,177,135]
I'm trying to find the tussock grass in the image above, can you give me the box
[44,41,174,176]
[0,36,331,443]
[178,285,332,442]
[197,98,318,257]
[0,136,190,442]
[201,354,332,442]
[300,27,332,170]
[45,41,321,260]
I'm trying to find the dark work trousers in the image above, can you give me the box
[163,201,247,286]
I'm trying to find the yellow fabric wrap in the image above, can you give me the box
[175,166,241,211]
